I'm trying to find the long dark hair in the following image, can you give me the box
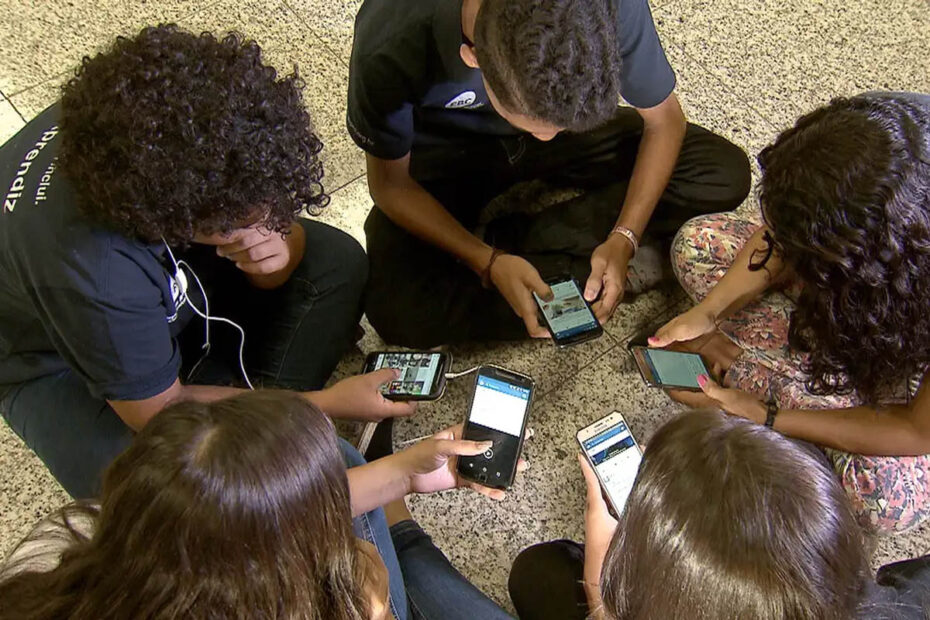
[0,392,369,620]
[600,410,870,620]
[758,95,930,402]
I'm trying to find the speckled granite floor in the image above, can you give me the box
[2,0,930,612]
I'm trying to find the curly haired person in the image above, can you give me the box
[650,93,930,533]
[349,0,752,348]
[0,25,416,500]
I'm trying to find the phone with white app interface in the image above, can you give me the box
[457,365,535,490]
[577,412,643,513]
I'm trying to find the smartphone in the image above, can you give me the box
[533,276,603,347]
[629,346,710,391]
[457,365,535,490]
[577,412,643,513]
[362,351,452,401]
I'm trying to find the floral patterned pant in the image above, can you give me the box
[672,211,930,534]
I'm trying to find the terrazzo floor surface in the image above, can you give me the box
[1,0,930,613]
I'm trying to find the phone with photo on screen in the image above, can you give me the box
[533,276,603,347]
[628,345,710,392]
[577,411,643,513]
[457,365,535,490]
[361,351,452,401]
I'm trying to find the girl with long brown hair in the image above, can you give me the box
[509,410,930,620]
[0,391,516,619]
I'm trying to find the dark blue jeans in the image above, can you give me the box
[339,440,513,620]
[0,220,367,499]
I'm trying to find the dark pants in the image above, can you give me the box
[364,110,752,347]
[508,540,589,620]
[0,220,368,499]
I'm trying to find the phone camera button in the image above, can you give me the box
[483,448,494,460]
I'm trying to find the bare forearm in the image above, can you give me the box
[698,227,785,321]
[368,154,492,273]
[775,404,930,456]
[614,107,686,237]
[346,453,412,516]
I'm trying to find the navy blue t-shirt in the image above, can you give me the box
[347,0,677,160]
[0,105,194,401]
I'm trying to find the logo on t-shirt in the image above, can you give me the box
[166,267,189,323]
[445,91,483,109]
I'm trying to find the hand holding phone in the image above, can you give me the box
[362,351,451,401]
[630,346,710,391]
[577,412,643,513]
[533,276,603,347]
[400,424,524,501]
[312,370,418,422]
[457,365,535,490]
[487,255,552,339]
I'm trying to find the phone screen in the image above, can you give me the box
[369,352,443,397]
[459,371,532,487]
[580,419,642,511]
[534,280,599,341]
[643,349,708,389]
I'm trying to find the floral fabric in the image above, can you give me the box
[672,212,930,534]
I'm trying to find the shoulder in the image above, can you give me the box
[352,0,437,66]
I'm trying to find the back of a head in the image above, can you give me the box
[0,391,368,620]
[59,24,328,246]
[474,0,621,131]
[601,410,869,620]
[757,95,930,402]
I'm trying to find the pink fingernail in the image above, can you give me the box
[697,374,708,387]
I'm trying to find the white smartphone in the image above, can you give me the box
[576,411,643,513]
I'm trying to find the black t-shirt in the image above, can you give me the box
[347,0,677,160]
[0,104,196,401]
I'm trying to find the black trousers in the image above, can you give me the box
[364,110,752,348]
[508,540,590,620]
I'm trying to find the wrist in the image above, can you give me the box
[467,245,495,275]
[304,388,333,417]
[607,228,636,259]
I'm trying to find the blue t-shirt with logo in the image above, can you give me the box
[0,104,194,401]
[347,0,677,160]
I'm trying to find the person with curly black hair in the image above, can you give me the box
[348,0,752,348]
[0,24,414,499]
[649,93,930,534]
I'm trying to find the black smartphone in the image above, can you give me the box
[457,365,535,490]
[629,345,710,391]
[362,351,452,401]
[533,276,603,347]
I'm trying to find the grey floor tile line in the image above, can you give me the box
[659,35,789,134]
[533,335,622,402]
[282,0,352,69]
[5,97,27,124]
[5,70,68,100]
[4,0,225,99]
[329,172,366,195]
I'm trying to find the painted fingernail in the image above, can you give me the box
[697,374,708,387]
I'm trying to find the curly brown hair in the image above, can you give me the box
[759,95,930,403]
[59,24,327,245]
[473,0,620,131]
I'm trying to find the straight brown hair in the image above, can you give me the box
[0,391,370,620]
[600,410,870,620]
